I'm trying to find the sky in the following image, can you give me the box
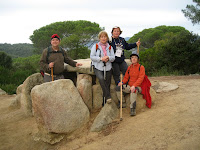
[0,0,199,44]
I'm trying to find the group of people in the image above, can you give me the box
[40,26,146,116]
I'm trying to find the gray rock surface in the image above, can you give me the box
[152,82,179,93]
[20,73,44,116]
[31,79,90,134]
[90,101,118,132]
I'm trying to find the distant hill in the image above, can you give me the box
[124,37,130,41]
[0,43,34,58]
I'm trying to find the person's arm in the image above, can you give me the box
[121,67,130,84]
[124,38,137,50]
[40,49,51,72]
[63,51,77,67]
[90,44,101,62]
[108,47,115,62]
[123,38,141,50]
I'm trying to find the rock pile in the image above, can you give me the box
[12,59,157,144]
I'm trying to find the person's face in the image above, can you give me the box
[112,28,121,38]
[131,55,138,64]
[99,34,108,44]
[51,38,60,47]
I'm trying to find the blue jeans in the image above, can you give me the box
[94,68,112,104]
[112,61,128,85]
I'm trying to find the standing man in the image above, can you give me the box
[40,34,82,82]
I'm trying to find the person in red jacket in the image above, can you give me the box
[117,51,145,116]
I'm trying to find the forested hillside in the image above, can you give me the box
[0,43,34,58]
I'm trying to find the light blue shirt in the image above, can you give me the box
[90,43,115,71]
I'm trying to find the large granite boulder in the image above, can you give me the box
[77,78,93,111]
[92,84,103,110]
[20,73,44,116]
[65,59,131,75]
[65,59,94,75]
[76,74,92,86]
[31,79,90,135]
[152,82,179,93]
[90,101,118,132]
[9,84,23,109]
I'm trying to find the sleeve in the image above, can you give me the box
[40,49,50,73]
[123,38,137,50]
[133,65,145,87]
[122,66,130,84]
[108,46,115,62]
[63,51,77,67]
[90,44,101,62]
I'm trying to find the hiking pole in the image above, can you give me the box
[137,38,140,54]
[51,67,54,81]
[103,62,106,80]
[120,73,123,121]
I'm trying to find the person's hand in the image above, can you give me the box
[136,41,141,47]
[49,62,54,68]
[102,56,109,62]
[76,63,82,67]
[118,82,123,86]
[130,86,135,93]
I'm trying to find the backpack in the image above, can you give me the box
[90,43,112,72]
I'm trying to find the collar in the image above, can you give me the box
[131,63,139,67]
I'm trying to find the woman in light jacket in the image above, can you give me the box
[90,31,115,106]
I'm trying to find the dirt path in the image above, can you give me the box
[0,75,200,150]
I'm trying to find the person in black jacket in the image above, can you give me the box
[108,26,140,85]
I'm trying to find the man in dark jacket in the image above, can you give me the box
[40,34,82,82]
[108,26,140,85]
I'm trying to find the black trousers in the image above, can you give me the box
[94,68,112,104]
[112,61,128,85]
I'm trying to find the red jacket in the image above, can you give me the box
[141,75,152,108]
[123,63,152,108]
[123,63,145,87]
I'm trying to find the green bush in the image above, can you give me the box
[0,84,17,95]
[1,54,41,94]
[151,66,184,77]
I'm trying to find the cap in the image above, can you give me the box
[51,34,60,40]
[130,51,139,59]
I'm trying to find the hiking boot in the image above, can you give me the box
[107,98,112,104]
[130,101,136,116]
[130,108,136,116]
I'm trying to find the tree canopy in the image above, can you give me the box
[182,0,200,25]
[139,30,200,75]
[128,25,188,51]
[30,20,102,59]
[0,43,34,58]
[0,51,12,68]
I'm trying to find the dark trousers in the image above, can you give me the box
[94,68,112,104]
[112,61,128,85]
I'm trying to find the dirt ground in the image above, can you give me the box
[0,75,200,150]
